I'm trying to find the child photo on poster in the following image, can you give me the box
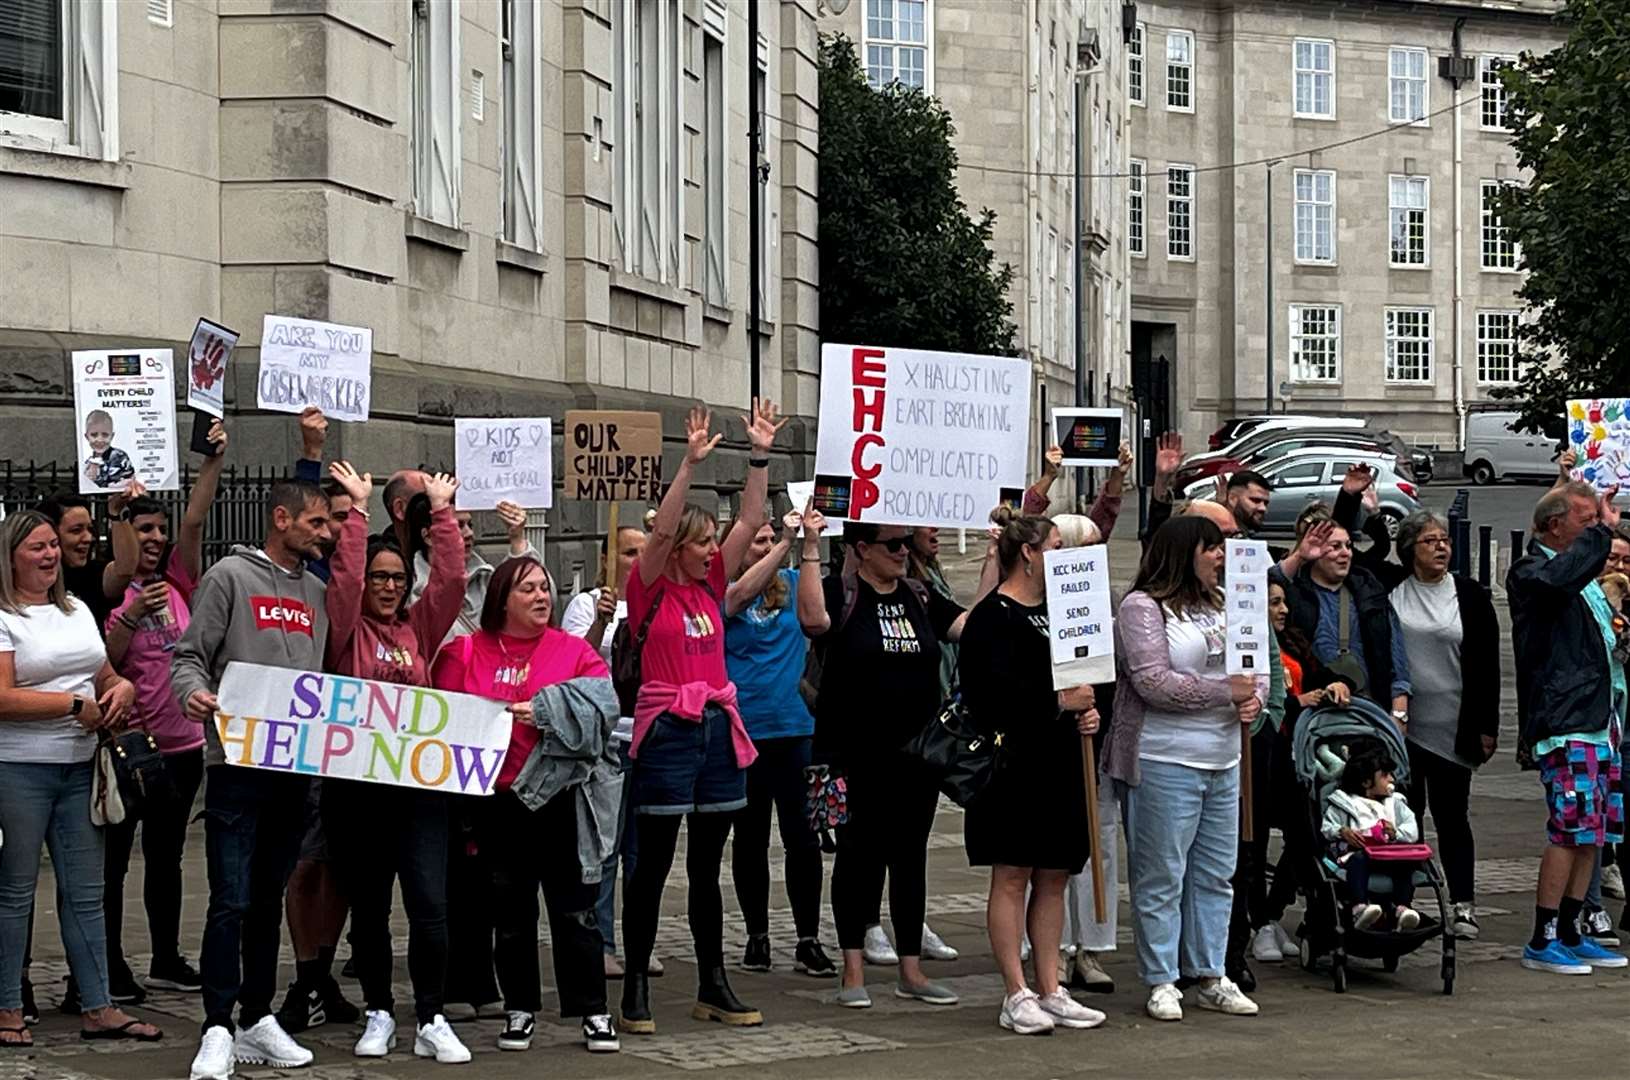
[71,349,180,495]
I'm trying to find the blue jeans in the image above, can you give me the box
[1125,757,1239,987]
[0,761,110,1011]
[596,740,637,954]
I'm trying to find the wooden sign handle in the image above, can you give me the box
[605,503,621,594]
[1240,723,1254,842]
[1083,737,1106,924]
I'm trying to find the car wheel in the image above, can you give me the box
[1470,461,1495,485]
[1379,510,1403,540]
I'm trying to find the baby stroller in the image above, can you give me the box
[1290,696,1456,995]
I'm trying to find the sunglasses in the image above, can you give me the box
[865,536,911,553]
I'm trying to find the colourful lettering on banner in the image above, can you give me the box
[250,596,314,636]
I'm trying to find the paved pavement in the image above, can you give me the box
[13,534,1624,1080]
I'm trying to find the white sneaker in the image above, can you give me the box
[234,1015,314,1068]
[1145,983,1183,1022]
[1352,903,1383,931]
[1037,988,1105,1030]
[414,1015,471,1063]
[998,989,1055,1035]
[862,925,898,966]
[1195,976,1259,1016]
[1272,922,1300,960]
[1604,864,1626,900]
[1396,906,1421,932]
[921,924,959,961]
[1250,924,1283,962]
[190,1025,236,1080]
[1452,902,1481,939]
[354,1010,396,1057]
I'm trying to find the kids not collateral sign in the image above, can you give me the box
[214,662,512,795]
[258,315,372,422]
[813,344,1031,530]
[1042,546,1115,689]
[71,349,179,494]
[455,417,554,510]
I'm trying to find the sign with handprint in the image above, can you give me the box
[1566,399,1630,492]
[454,418,554,510]
[186,318,238,418]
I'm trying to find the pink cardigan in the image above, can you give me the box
[632,679,758,769]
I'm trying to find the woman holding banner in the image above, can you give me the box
[1107,516,1267,1022]
[320,464,472,1064]
[431,554,622,1054]
[617,401,784,1034]
[959,510,1106,1036]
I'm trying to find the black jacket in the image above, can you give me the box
[1270,562,1396,707]
[1507,525,1614,752]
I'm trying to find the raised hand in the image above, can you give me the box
[1601,484,1621,528]
[686,406,723,464]
[1042,445,1064,479]
[300,406,328,460]
[1341,463,1374,496]
[1116,440,1134,476]
[801,500,827,539]
[108,478,147,516]
[781,509,803,541]
[1297,519,1336,563]
[203,419,228,457]
[425,471,458,512]
[744,397,787,455]
[328,461,373,505]
[496,500,527,537]
[1154,433,1184,479]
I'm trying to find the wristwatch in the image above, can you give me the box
[1391,710,1408,724]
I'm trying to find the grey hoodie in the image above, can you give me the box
[411,542,542,646]
[171,545,329,766]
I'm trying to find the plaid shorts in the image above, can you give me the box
[1539,739,1624,847]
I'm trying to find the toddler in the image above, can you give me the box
[1322,745,1422,931]
[83,408,135,488]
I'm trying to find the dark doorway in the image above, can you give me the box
[1132,321,1175,534]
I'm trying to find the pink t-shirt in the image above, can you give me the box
[105,560,201,754]
[431,628,609,791]
[625,558,729,690]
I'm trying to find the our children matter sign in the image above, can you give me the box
[813,344,1031,530]
[1042,546,1115,689]
[71,349,179,494]
[214,662,512,795]
[454,417,554,510]
[258,315,372,422]
[563,410,662,502]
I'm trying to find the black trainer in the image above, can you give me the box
[793,939,837,978]
[145,955,203,993]
[19,977,37,1026]
[741,934,772,973]
[108,962,147,1006]
[318,977,360,1025]
[583,1013,619,1053]
[498,1010,535,1051]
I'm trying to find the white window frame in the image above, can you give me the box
[1044,227,1058,357]
[1289,304,1342,383]
[1128,158,1146,258]
[1167,163,1195,261]
[862,0,932,92]
[499,0,543,251]
[1479,55,1515,132]
[701,6,728,307]
[1165,29,1194,113]
[1293,168,1335,265]
[1479,179,1519,272]
[1388,174,1429,269]
[1388,46,1428,125]
[1384,307,1434,384]
[1128,21,1145,107]
[1292,38,1334,120]
[1476,309,1521,386]
[613,0,684,285]
[0,0,119,161]
[412,0,462,228]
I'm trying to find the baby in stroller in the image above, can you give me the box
[1321,746,1423,932]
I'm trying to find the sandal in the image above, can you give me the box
[0,1025,32,1048]
[80,1018,162,1042]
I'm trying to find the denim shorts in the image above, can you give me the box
[631,705,747,815]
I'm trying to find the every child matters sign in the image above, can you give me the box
[812,344,1031,530]
[214,662,512,795]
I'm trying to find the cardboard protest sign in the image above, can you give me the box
[563,410,662,502]
[71,349,179,494]
[454,418,554,510]
[813,344,1031,530]
[215,662,512,795]
[258,315,372,422]
[1043,546,1115,689]
[1225,540,1272,675]
[1566,399,1630,491]
[186,318,238,418]
[1052,407,1124,468]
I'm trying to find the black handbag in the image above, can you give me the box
[902,696,1003,808]
[91,728,173,827]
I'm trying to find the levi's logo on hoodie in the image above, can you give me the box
[251,595,314,636]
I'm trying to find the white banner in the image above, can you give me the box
[454,417,554,510]
[71,349,179,494]
[258,315,372,422]
[1043,546,1115,690]
[186,318,238,418]
[812,343,1031,530]
[1225,540,1272,676]
[214,662,512,795]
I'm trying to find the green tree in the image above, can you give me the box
[1495,0,1630,432]
[819,35,1017,355]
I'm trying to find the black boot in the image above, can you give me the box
[1226,956,1257,993]
[620,971,655,1034]
[692,966,762,1026]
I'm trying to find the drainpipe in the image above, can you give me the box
[1451,17,1467,452]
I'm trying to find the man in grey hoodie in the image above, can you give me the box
[172,477,333,1080]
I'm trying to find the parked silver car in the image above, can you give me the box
[1183,448,1422,539]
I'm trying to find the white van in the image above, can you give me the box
[1462,410,1560,484]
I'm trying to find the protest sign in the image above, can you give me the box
[1225,540,1272,675]
[1043,546,1115,690]
[454,417,554,510]
[186,318,238,418]
[258,315,372,422]
[1052,407,1124,468]
[813,344,1031,530]
[787,480,815,536]
[71,349,178,494]
[1566,399,1630,491]
[214,662,512,795]
[563,410,662,503]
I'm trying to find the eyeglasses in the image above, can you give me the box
[1417,535,1452,548]
[867,536,911,553]
[366,571,408,587]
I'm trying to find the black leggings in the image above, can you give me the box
[1406,743,1475,904]
[622,812,733,976]
[104,747,204,968]
[831,763,939,955]
[732,736,822,940]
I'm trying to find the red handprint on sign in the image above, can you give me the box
[191,334,227,392]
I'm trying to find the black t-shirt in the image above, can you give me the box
[64,558,115,638]
[814,574,963,766]
[958,592,1060,752]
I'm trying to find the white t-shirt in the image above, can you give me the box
[1138,604,1240,771]
[561,588,632,741]
[0,601,106,763]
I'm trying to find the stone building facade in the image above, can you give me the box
[0,0,819,586]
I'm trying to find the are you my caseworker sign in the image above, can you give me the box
[813,344,1031,530]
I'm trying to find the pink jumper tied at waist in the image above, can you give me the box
[632,679,758,769]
